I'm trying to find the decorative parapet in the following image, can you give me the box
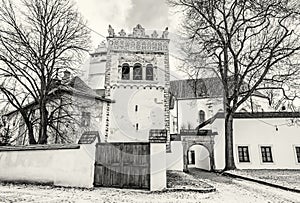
[107,24,169,53]
[108,24,169,39]
[149,129,167,143]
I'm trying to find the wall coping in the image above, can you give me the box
[215,112,300,119]
[0,144,80,152]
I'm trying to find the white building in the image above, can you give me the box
[83,24,300,172]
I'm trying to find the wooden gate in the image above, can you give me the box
[94,143,150,189]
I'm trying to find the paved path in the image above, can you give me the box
[0,169,300,202]
[188,168,300,203]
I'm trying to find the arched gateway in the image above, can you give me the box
[180,130,217,172]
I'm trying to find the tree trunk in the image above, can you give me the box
[27,122,36,144]
[224,112,236,170]
[20,113,36,145]
[38,100,48,144]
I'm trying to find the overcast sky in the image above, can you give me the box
[75,0,181,47]
[75,0,185,79]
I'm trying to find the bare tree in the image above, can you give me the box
[168,0,300,170]
[0,0,90,144]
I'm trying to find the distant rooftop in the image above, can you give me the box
[170,78,223,99]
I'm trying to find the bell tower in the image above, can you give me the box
[104,24,170,143]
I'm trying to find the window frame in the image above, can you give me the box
[237,146,250,163]
[199,110,205,123]
[121,63,130,80]
[133,63,143,80]
[294,146,300,163]
[260,146,274,163]
[145,64,154,81]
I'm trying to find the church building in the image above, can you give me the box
[86,24,300,172]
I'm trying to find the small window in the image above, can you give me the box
[81,112,91,127]
[133,63,142,80]
[146,64,154,80]
[261,146,273,163]
[122,63,130,80]
[238,146,250,162]
[136,123,139,131]
[189,150,195,164]
[295,147,300,163]
[199,110,205,123]
[135,105,138,112]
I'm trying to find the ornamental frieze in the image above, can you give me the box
[118,54,157,64]
[107,24,169,53]
[108,38,169,52]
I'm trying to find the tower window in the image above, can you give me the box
[133,63,142,80]
[146,64,154,80]
[136,123,139,131]
[199,110,205,123]
[135,105,138,112]
[122,63,130,80]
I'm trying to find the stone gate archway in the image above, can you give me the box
[181,133,216,172]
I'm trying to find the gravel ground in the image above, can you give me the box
[1,169,300,203]
[167,170,214,190]
[226,169,300,190]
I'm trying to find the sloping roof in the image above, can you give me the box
[195,111,300,130]
[58,76,111,102]
[3,77,111,117]
[170,77,268,100]
[170,78,223,99]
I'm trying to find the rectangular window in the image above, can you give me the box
[238,146,250,162]
[295,147,300,163]
[261,146,273,163]
[81,112,91,127]
[136,123,139,131]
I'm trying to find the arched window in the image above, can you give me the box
[146,64,154,80]
[133,63,142,80]
[121,63,130,80]
[199,110,205,123]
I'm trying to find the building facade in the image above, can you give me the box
[103,24,170,143]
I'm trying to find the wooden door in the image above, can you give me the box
[94,143,150,189]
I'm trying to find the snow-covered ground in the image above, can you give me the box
[227,169,300,190]
[0,169,300,203]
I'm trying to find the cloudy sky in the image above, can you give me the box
[75,0,181,47]
[75,0,185,79]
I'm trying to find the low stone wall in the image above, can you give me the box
[0,144,96,188]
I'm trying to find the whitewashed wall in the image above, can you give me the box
[166,141,183,171]
[0,144,96,188]
[175,98,223,131]
[108,88,165,142]
[213,117,300,170]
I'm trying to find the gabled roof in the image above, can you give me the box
[57,76,111,102]
[170,77,268,100]
[3,76,111,117]
[170,78,223,99]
